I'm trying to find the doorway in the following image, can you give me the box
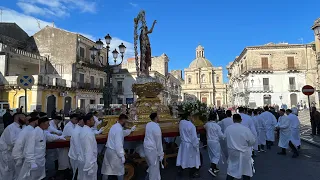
[64,96,72,115]
[263,94,272,106]
[47,95,56,118]
[290,93,298,108]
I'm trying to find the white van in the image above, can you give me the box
[0,102,10,117]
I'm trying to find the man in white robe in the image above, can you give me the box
[69,116,85,179]
[256,110,267,152]
[12,117,39,179]
[218,110,233,133]
[0,113,26,179]
[286,109,301,149]
[18,117,65,180]
[46,116,63,171]
[102,114,136,180]
[225,114,256,180]
[92,111,102,130]
[259,106,277,149]
[238,107,257,156]
[218,110,233,159]
[176,114,201,178]
[79,114,99,179]
[144,113,164,180]
[204,112,224,177]
[57,114,80,179]
[276,109,299,158]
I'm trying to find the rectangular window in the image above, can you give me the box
[100,98,104,104]
[90,100,95,104]
[196,73,198,84]
[80,47,85,58]
[287,57,294,69]
[118,98,123,104]
[90,76,94,88]
[80,99,85,109]
[289,77,296,90]
[261,57,268,69]
[100,78,104,88]
[79,74,84,84]
[263,78,269,91]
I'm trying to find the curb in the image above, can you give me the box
[300,137,320,148]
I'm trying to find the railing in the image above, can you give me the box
[78,82,102,90]
[76,55,105,69]
[247,85,273,92]
[0,75,69,87]
[288,84,298,91]
[115,87,124,95]
[0,43,47,61]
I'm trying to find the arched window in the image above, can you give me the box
[201,74,206,83]
[188,76,192,84]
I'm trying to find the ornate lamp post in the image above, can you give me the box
[90,34,126,113]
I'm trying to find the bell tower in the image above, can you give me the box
[196,44,205,58]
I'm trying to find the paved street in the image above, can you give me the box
[298,110,320,146]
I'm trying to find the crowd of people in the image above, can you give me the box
[0,104,304,180]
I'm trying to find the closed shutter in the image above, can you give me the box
[261,57,268,69]
[287,57,294,69]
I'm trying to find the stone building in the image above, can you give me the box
[117,53,182,105]
[227,42,318,108]
[312,18,320,94]
[32,26,108,112]
[0,23,72,115]
[181,45,226,107]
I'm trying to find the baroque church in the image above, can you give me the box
[181,45,227,107]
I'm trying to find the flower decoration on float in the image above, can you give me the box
[178,100,209,122]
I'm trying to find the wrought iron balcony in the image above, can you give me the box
[247,85,273,92]
[288,84,299,91]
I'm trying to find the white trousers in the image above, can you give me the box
[145,148,161,180]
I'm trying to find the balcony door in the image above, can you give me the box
[263,78,269,91]
[261,57,269,69]
[289,77,296,90]
[287,57,295,69]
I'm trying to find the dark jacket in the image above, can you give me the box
[3,112,13,129]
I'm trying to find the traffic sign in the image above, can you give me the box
[302,85,315,96]
[17,75,34,89]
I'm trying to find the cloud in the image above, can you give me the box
[129,2,138,7]
[16,0,96,18]
[1,7,134,63]
[0,7,52,35]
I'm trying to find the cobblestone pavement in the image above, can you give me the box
[298,110,320,147]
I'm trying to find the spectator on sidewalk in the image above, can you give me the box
[3,109,13,129]
[311,107,320,135]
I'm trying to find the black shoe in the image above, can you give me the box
[277,152,286,155]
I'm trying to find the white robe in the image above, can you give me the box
[79,125,98,180]
[204,121,224,164]
[18,126,60,180]
[277,115,291,149]
[46,120,62,162]
[218,117,234,133]
[288,113,301,147]
[260,111,277,141]
[218,117,233,159]
[251,116,260,150]
[0,122,23,180]
[176,120,201,169]
[224,123,256,179]
[144,121,164,180]
[102,123,131,176]
[68,124,83,179]
[12,125,35,179]
[256,115,267,145]
[58,121,75,170]
[240,113,257,151]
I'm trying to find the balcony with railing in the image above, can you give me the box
[247,85,273,92]
[288,84,300,92]
[76,55,105,71]
[0,75,70,88]
[0,43,47,62]
[114,87,124,95]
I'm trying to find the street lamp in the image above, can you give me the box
[312,18,320,39]
[90,34,127,113]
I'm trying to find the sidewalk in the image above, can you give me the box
[298,110,320,147]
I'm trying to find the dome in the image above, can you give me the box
[189,57,213,68]
[188,44,213,68]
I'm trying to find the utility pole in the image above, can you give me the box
[0,9,3,22]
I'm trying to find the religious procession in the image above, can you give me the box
[1,8,319,180]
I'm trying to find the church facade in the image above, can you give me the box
[181,45,227,107]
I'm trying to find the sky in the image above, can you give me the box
[0,0,319,82]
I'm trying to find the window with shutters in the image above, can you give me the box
[261,57,269,69]
[100,78,104,88]
[289,77,296,90]
[90,76,94,88]
[263,78,269,91]
[79,47,85,58]
[287,57,294,69]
